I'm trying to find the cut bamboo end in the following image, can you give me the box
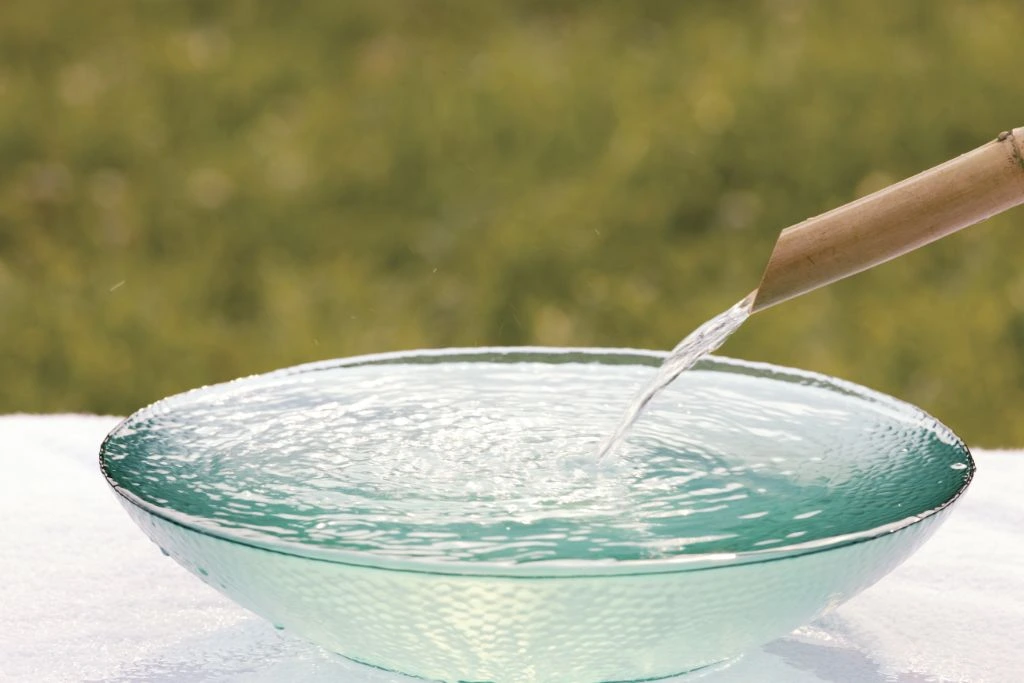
[751,127,1024,313]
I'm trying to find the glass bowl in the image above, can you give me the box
[99,348,973,682]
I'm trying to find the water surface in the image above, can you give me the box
[102,353,971,565]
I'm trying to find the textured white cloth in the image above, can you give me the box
[1,414,1021,683]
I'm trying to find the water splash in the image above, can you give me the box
[596,290,756,460]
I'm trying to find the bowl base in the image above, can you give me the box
[329,648,741,683]
[604,655,741,682]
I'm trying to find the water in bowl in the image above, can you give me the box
[101,352,970,567]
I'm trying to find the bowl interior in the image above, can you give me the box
[100,347,973,575]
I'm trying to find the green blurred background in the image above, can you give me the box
[3,0,1024,445]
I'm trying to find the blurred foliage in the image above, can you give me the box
[2,0,1024,445]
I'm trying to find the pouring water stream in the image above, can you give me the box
[596,291,755,460]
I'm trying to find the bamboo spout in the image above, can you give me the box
[751,127,1024,313]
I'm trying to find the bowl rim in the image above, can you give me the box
[100,346,975,578]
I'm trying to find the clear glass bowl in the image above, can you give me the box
[100,348,974,682]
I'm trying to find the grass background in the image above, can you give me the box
[3,0,1024,445]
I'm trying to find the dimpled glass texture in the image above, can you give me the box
[100,348,974,683]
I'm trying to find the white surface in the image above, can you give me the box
[0,414,1021,683]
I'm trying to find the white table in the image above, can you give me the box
[2,415,1021,682]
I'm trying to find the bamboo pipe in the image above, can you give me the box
[751,127,1024,313]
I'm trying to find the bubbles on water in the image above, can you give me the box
[102,354,972,566]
